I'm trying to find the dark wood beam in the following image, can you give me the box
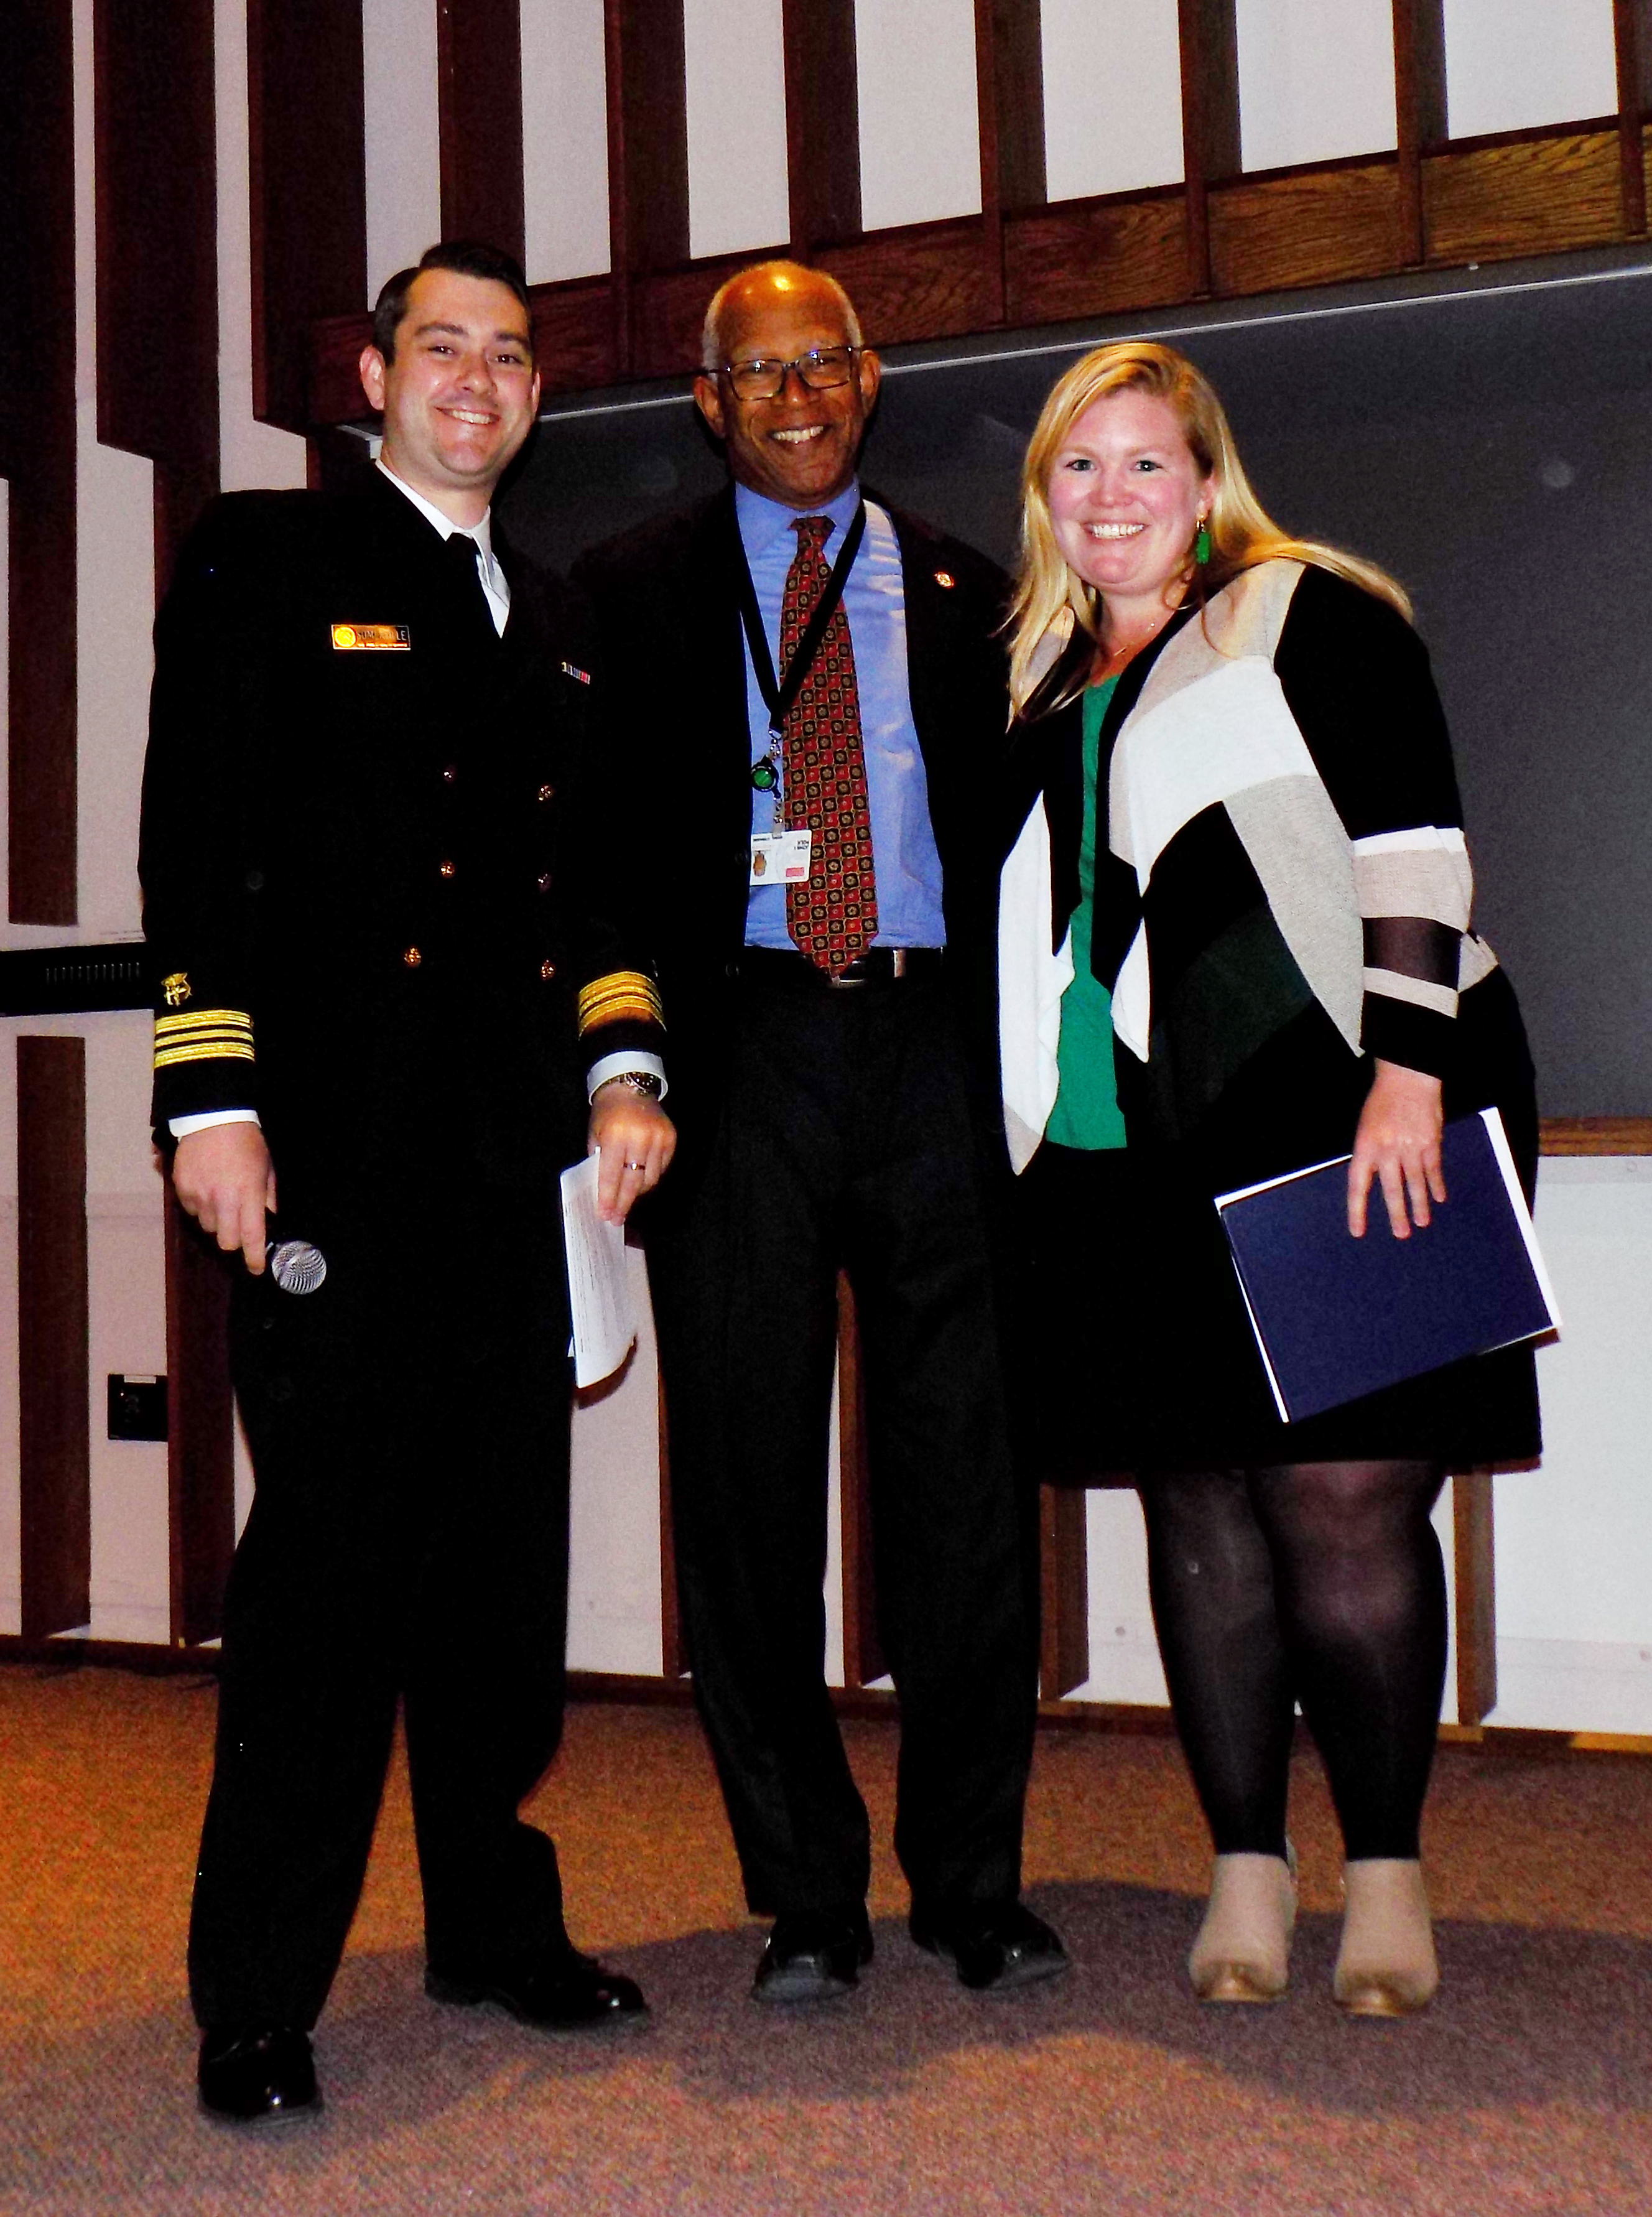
[248,0,366,431]
[437,0,526,266]
[1452,1472,1497,1727]
[980,0,1046,211]
[164,1204,236,1648]
[782,0,861,252]
[973,0,1046,322]
[1039,1485,1090,1701]
[1177,0,1240,295]
[603,0,690,374]
[18,1039,90,1641]
[1614,0,1652,235]
[93,0,220,590]
[1393,0,1448,266]
[2,0,77,924]
[837,1276,887,1688]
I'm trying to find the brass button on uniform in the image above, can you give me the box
[402,946,422,967]
[537,782,555,803]
[442,765,458,784]
[536,871,553,893]
[439,859,456,879]
[539,959,557,981]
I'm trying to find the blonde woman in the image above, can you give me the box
[998,343,1538,2015]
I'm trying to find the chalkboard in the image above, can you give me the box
[499,243,1652,1118]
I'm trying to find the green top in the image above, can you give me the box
[1047,676,1128,1152]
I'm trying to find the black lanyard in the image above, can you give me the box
[735,503,868,742]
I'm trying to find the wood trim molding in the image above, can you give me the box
[18,1039,90,1641]
[4,0,77,924]
[782,0,861,253]
[1539,1118,1652,1155]
[309,119,1652,426]
[1615,0,1652,235]
[973,0,1046,320]
[437,0,525,266]
[249,0,366,432]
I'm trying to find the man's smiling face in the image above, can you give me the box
[358,267,540,516]
[694,267,880,510]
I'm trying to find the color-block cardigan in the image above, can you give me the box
[1000,559,1500,1171]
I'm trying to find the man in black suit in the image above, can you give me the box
[573,261,1062,2002]
[141,241,674,2122]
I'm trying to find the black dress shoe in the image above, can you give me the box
[909,1900,1070,1993]
[425,1945,647,2030]
[752,1905,874,2005]
[197,2025,320,2124]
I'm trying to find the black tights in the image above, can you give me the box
[1139,1461,1447,1862]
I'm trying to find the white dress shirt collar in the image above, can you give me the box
[374,455,510,634]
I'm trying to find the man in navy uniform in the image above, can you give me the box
[573,261,1062,2003]
[141,241,674,2122]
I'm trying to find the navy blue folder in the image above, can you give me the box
[1214,1108,1560,1424]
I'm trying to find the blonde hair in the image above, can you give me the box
[1006,341,1411,713]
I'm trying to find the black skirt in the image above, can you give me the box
[1016,967,1544,1479]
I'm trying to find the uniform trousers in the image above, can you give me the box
[647,965,1039,1920]
[188,1190,574,2031]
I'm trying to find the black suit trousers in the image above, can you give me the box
[647,969,1039,1920]
[187,1194,573,2030]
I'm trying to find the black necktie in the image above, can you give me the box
[444,531,494,632]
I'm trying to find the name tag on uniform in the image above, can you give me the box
[749,830,812,885]
[331,623,410,651]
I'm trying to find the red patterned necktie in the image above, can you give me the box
[779,515,878,974]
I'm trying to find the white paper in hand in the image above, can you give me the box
[559,1154,637,1388]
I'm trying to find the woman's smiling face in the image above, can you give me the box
[1046,386,1215,623]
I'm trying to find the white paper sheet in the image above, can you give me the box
[559,1155,637,1388]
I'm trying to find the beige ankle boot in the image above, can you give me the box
[1333,1858,1439,2017]
[1188,1851,1297,2004]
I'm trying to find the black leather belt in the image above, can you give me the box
[735,946,945,990]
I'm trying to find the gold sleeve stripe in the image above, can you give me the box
[155,1038,258,1069]
[155,1007,253,1040]
[155,1008,254,1072]
[577,971,664,1034]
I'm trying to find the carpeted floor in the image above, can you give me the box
[2,1663,1650,2216]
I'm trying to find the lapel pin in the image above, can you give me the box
[933,571,955,589]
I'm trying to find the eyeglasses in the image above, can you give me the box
[719,346,861,401]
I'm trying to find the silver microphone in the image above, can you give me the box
[269,1239,327,1295]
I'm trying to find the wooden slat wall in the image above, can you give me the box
[17,1040,90,1640]
[437,0,525,266]
[294,7,1652,420]
[3,0,78,926]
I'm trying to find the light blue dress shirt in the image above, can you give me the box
[737,479,947,950]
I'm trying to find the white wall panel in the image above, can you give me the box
[73,0,151,946]
[855,0,981,231]
[567,1247,664,1675]
[362,0,443,298]
[214,0,309,491]
[521,0,612,282]
[1236,0,1397,172]
[1041,0,1184,204]
[684,0,789,261]
[1491,1160,1652,1731]
[1442,0,1618,141]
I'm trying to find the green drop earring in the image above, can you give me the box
[1194,513,1212,566]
